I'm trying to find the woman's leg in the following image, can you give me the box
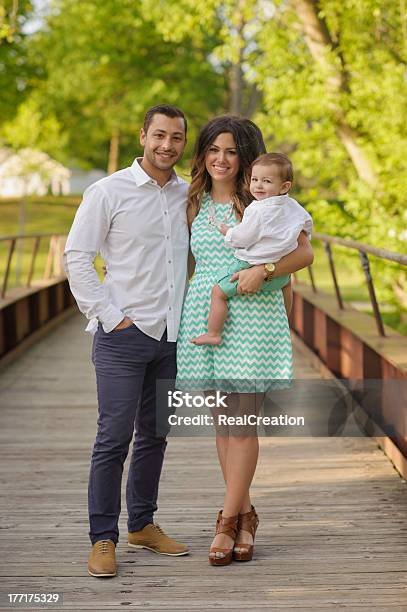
[211,394,253,509]
[215,433,253,511]
[209,393,262,558]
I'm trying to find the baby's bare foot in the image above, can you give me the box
[191,333,222,346]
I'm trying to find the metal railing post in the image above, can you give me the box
[44,235,56,280]
[323,242,344,310]
[359,251,385,337]
[27,237,41,288]
[53,235,63,276]
[1,238,16,299]
[308,266,317,293]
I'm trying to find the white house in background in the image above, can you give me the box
[0,148,71,197]
[68,168,107,194]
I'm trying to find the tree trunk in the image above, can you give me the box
[229,2,245,115]
[229,62,244,115]
[245,84,261,119]
[336,122,377,187]
[292,0,377,188]
[107,128,120,175]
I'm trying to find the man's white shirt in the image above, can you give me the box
[63,158,189,341]
[224,194,313,264]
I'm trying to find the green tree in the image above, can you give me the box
[253,2,407,235]
[253,0,407,304]
[0,0,29,42]
[140,0,265,116]
[1,95,68,159]
[31,0,226,171]
[0,0,34,124]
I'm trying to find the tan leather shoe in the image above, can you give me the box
[128,523,189,556]
[88,540,116,577]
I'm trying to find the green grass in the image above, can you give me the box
[0,197,79,236]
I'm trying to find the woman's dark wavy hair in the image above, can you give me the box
[187,115,266,227]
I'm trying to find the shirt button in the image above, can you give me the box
[164,211,168,215]
[166,235,169,239]
[170,284,174,288]
[168,260,171,264]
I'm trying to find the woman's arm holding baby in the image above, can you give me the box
[232,231,313,294]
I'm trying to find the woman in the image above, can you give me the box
[176,115,313,565]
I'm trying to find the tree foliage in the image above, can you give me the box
[24,0,226,170]
[258,0,407,305]
[0,0,34,122]
[0,0,32,42]
[252,0,407,254]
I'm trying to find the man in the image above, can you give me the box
[64,104,190,577]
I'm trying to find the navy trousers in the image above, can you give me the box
[89,323,176,545]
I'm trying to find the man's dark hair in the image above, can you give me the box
[143,104,187,135]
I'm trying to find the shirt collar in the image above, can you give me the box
[130,157,181,187]
[262,194,290,205]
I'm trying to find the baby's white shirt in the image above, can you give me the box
[224,194,313,265]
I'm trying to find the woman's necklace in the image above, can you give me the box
[207,194,234,230]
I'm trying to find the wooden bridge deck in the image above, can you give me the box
[0,314,406,610]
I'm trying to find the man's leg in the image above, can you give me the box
[126,331,176,531]
[126,331,188,555]
[89,325,153,545]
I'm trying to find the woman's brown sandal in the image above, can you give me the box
[233,505,259,562]
[209,510,239,566]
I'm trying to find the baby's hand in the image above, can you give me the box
[218,223,230,235]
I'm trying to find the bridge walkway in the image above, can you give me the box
[0,314,406,610]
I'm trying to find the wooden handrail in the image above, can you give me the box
[0,232,68,242]
[313,233,407,266]
[0,233,68,299]
[311,233,406,337]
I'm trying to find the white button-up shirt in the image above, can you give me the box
[63,158,189,341]
[224,195,313,264]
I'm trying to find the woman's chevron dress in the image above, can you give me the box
[176,194,293,392]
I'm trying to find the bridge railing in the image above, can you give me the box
[0,232,76,368]
[0,233,67,299]
[303,233,407,337]
[290,235,407,477]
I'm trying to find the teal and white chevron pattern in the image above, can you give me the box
[176,194,293,391]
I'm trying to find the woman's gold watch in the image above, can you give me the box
[264,262,275,281]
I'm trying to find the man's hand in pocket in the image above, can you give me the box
[114,316,133,330]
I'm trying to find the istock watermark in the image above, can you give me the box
[155,378,407,438]
[167,390,228,409]
[168,413,305,427]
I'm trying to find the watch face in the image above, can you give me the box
[265,263,275,273]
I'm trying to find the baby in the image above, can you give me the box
[191,152,313,346]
